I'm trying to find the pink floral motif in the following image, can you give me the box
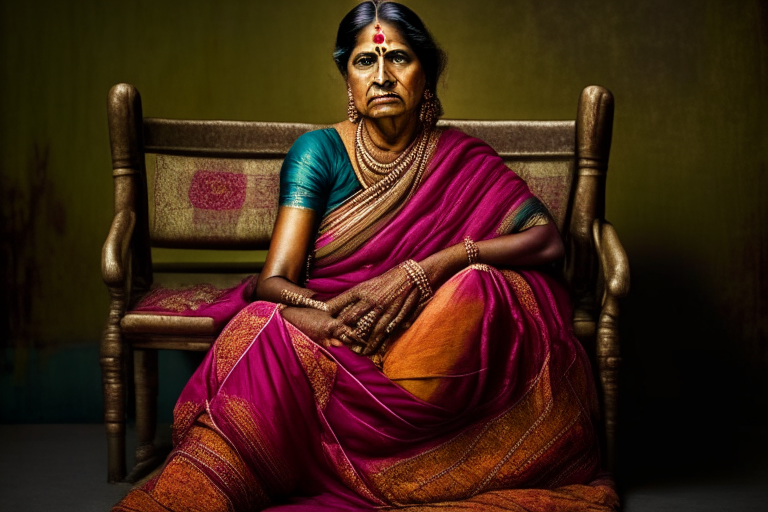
[188,170,247,211]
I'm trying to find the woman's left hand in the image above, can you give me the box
[326,265,422,355]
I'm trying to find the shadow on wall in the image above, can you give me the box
[0,142,201,423]
[0,143,65,353]
[618,248,768,485]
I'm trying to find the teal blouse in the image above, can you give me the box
[279,128,361,216]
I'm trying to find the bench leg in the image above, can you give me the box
[129,348,160,482]
[100,312,127,483]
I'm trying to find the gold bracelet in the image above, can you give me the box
[280,289,329,312]
[463,236,479,265]
[401,259,433,305]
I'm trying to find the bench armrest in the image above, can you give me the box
[593,219,630,301]
[591,219,629,471]
[102,210,136,287]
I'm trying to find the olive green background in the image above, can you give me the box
[1,0,766,483]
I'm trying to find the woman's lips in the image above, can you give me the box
[368,94,401,105]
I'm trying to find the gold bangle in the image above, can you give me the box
[280,289,329,312]
[463,236,479,265]
[401,259,433,305]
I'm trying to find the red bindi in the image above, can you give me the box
[373,23,386,44]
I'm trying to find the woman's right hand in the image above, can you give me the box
[326,265,423,356]
[280,306,366,351]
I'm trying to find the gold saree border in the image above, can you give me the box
[218,394,297,496]
[286,322,338,411]
[172,400,203,446]
[397,477,618,512]
[366,357,598,505]
[214,308,270,383]
[116,419,272,512]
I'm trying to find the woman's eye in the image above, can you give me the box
[357,57,374,67]
[389,53,409,64]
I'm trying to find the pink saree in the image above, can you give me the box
[114,129,618,512]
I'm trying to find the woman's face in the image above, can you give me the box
[347,21,426,123]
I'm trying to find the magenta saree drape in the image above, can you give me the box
[113,129,618,512]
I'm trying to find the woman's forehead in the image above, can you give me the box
[352,21,411,53]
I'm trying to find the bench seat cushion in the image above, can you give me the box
[121,276,256,337]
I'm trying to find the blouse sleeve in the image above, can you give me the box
[497,195,552,235]
[509,196,551,233]
[279,131,333,213]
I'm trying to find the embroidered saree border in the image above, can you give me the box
[366,357,597,505]
[172,400,203,445]
[398,477,619,512]
[115,420,270,512]
[287,322,338,410]
[217,393,297,496]
[173,421,269,510]
[214,306,271,383]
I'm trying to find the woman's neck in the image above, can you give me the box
[364,114,421,154]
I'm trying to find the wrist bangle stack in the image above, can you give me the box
[280,289,329,312]
[463,236,479,265]
[401,259,433,305]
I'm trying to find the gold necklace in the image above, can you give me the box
[354,120,428,188]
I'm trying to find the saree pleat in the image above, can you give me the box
[113,129,617,511]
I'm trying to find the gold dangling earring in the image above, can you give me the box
[347,84,360,123]
[419,88,437,127]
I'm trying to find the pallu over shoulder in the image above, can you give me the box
[306,128,550,297]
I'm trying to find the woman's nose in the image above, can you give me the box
[373,58,395,87]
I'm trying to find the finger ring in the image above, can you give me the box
[356,311,377,337]
[340,333,349,343]
[351,344,364,354]
[385,321,397,334]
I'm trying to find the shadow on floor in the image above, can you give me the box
[0,423,766,511]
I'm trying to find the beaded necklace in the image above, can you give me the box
[353,120,429,188]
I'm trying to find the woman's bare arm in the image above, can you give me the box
[418,222,565,290]
[255,206,318,301]
[255,206,365,349]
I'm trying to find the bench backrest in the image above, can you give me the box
[107,83,613,325]
[139,119,579,250]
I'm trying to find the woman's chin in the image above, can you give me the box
[365,107,414,123]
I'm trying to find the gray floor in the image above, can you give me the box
[0,424,766,512]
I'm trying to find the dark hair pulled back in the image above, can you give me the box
[333,1,447,94]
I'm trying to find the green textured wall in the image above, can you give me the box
[1,0,766,482]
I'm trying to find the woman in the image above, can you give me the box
[114,2,618,511]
